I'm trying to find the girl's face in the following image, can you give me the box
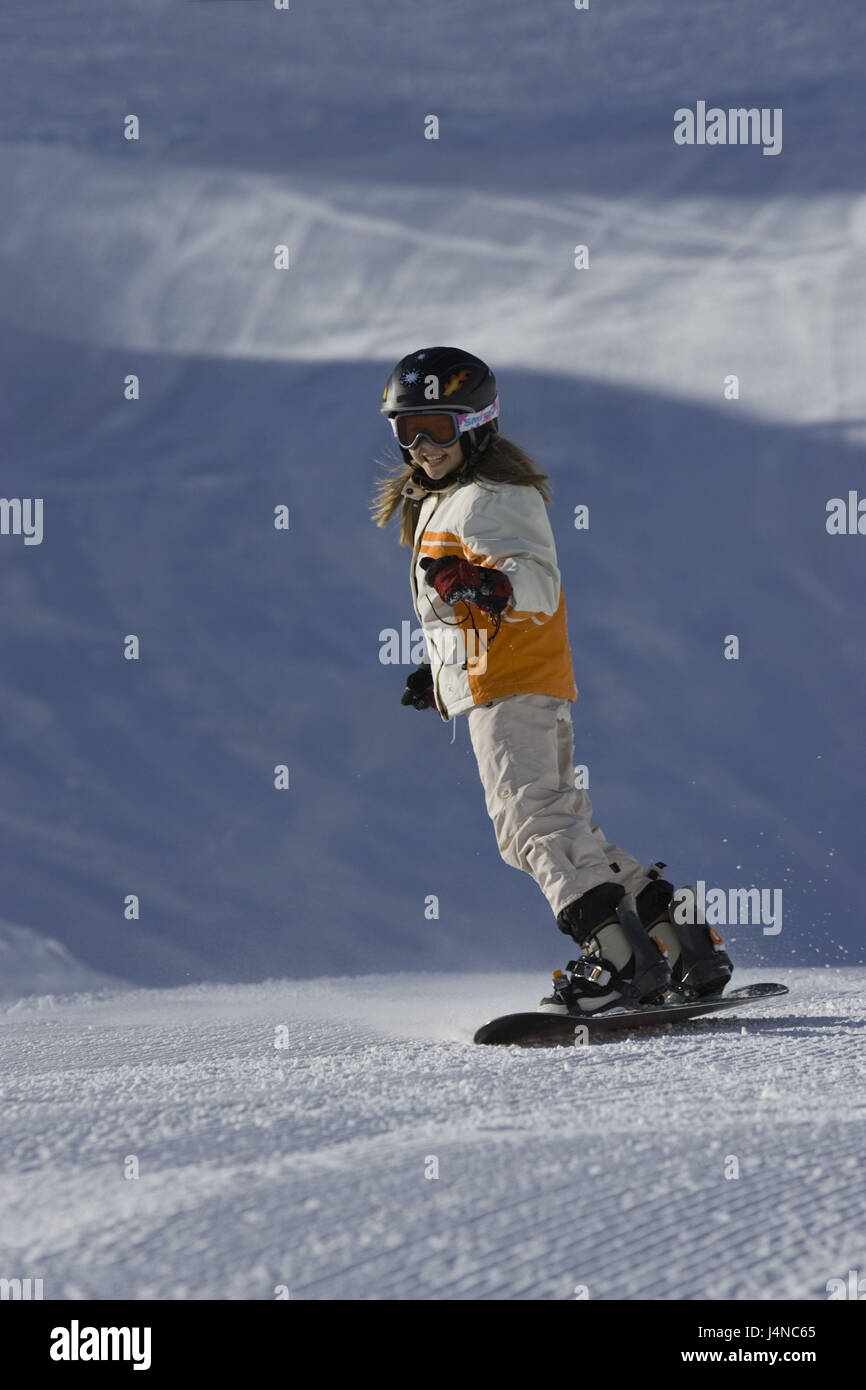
[409,437,464,482]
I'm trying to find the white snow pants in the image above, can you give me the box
[466,693,653,920]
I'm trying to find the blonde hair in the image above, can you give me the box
[370,433,553,546]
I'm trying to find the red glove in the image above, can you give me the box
[420,556,512,615]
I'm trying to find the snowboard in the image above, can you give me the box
[474,982,789,1046]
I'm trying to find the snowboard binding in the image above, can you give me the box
[636,870,734,1001]
[546,885,671,1014]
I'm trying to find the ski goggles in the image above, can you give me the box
[388,397,499,451]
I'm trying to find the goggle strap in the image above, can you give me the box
[455,397,499,431]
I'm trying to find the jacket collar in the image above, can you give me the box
[401,473,464,502]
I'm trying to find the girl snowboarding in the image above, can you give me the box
[372,347,733,1014]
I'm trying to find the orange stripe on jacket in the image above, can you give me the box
[419,530,489,567]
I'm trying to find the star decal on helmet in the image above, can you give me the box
[400,368,421,386]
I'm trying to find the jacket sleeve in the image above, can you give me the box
[459,483,561,618]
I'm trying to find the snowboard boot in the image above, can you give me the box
[635,865,734,1000]
[541,881,671,1014]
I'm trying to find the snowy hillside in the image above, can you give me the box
[0,921,124,1003]
[1,0,864,994]
[1,968,863,1300]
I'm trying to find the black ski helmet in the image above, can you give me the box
[380,346,499,484]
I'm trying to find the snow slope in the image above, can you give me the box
[0,921,124,1004]
[0,1,864,993]
[1,969,863,1300]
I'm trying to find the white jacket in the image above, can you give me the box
[404,473,577,720]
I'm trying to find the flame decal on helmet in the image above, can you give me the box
[442,369,472,397]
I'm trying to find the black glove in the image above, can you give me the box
[400,663,436,711]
